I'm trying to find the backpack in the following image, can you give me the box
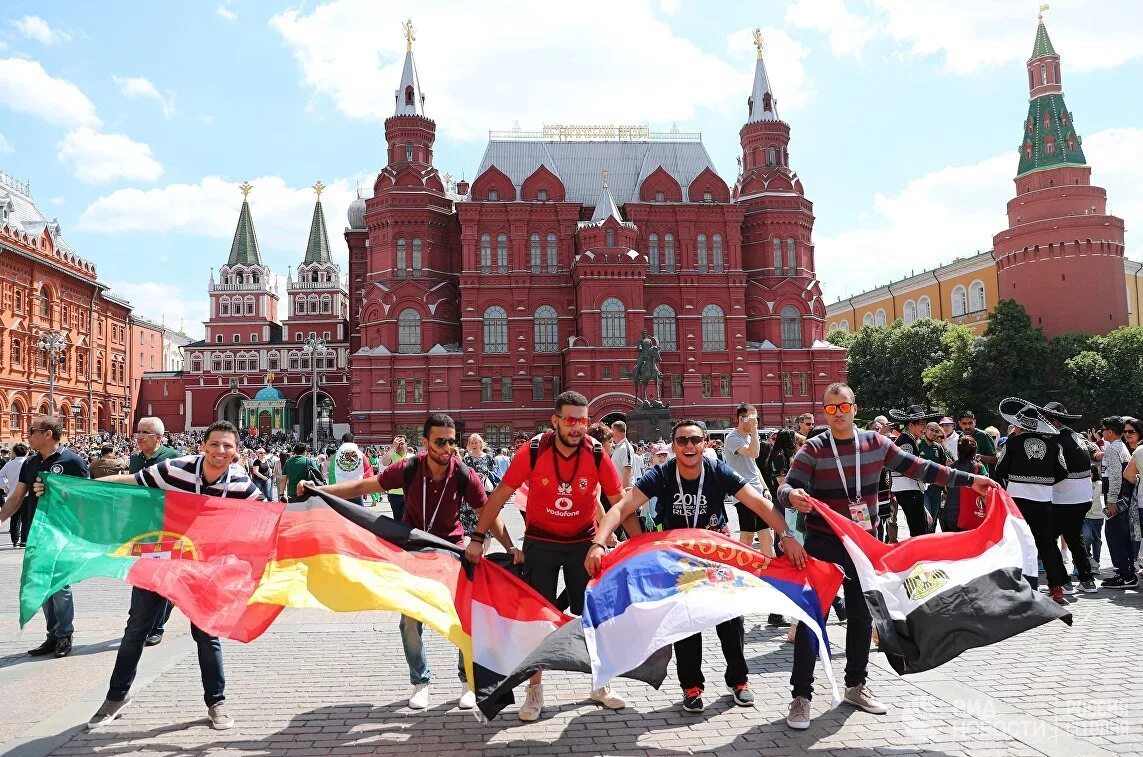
[528,430,604,471]
[402,453,472,497]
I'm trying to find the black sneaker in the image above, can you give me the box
[1102,575,1139,589]
[144,634,163,647]
[766,614,785,626]
[1079,578,1098,593]
[832,596,848,622]
[731,683,755,707]
[682,687,704,713]
[27,637,56,656]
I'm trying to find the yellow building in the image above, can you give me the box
[827,254,1143,335]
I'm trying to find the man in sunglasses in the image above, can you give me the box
[467,391,640,721]
[316,413,515,711]
[780,384,997,730]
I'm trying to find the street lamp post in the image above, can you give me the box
[36,330,68,417]
[302,336,329,447]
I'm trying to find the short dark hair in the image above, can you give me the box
[671,419,705,438]
[423,412,455,439]
[1103,416,1126,434]
[293,443,308,455]
[554,391,589,414]
[958,435,978,459]
[31,415,64,441]
[823,382,854,402]
[736,404,755,419]
[100,444,115,455]
[958,410,976,420]
[341,431,355,443]
[204,420,240,444]
[12,442,28,457]
[807,424,829,439]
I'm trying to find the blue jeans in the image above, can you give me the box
[1104,511,1135,581]
[43,586,74,638]
[399,615,465,685]
[1082,518,1103,565]
[108,587,225,706]
[923,487,944,528]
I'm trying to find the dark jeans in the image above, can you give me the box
[9,501,25,544]
[150,600,174,637]
[1013,498,1067,589]
[108,587,225,706]
[923,487,944,529]
[897,490,928,537]
[523,539,590,615]
[1104,511,1135,581]
[674,616,746,691]
[1052,504,1093,581]
[388,493,405,522]
[18,499,36,544]
[43,586,74,638]
[791,530,872,700]
[1082,517,1103,565]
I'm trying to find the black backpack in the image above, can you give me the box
[402,454,473,497]
[528,430,604,471]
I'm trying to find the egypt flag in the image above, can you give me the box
[582,529,844,700]
[20,474,284,636]
[812,489,1072,675]
[235,487,570,704]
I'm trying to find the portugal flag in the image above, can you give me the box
[20,474,284,636]
[812,489,1072,675]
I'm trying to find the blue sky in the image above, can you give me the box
[2,0,1141,337]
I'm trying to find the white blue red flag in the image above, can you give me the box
[582,529,844,700]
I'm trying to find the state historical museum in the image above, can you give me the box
[345,27,845,445]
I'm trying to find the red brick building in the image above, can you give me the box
[345,30,845,445]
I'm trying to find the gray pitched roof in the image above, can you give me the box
[1,172,86,264]
[590,184,623,223]
[747,56,779,123]
[394,51,425,116]
[474,138,716,206]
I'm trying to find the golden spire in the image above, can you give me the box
[313,180,325,199]
[753,28,764,59]
[402,18,416,52]
[1038,3,1049,20]
[239,181,253,199]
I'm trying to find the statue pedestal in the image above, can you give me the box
[625,403,672,444]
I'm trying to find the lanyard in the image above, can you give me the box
[827,431,860,503]
[195,456,231,498]
[421,460,451,533]
[674,460,706,529]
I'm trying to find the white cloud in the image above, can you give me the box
[785,0,875,58]
[269,1,761,140]
[76,175,357,263]
[726,26,813,113]
[870,1,1143,74]
[0,131,10,154]
[107,281,207,339]
[112,75,176,118]
[57,127,164,183]
[216,3,237,22]
[815,126,1143,303]
[12,15,71,45]
[0,57,100,127]
[49,196,64,205]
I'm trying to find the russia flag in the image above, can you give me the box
[582,529,844,701]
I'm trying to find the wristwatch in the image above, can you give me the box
[778,529,797,542]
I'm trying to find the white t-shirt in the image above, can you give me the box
[0,456,28,495]
[943,431,959,462]
[611,439,639,485]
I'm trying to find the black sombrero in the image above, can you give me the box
[998,397,1058,435]
[1039,401,1082,421]
[888,404,946,424]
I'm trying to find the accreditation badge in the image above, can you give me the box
[849,500,873,531]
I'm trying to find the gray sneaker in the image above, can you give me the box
[844,684,889,714]
[208,702,235,730]
[87,697,131,729]
[786,696,812,729]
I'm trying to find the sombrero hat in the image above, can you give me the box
[888,404,946,424]
[998,397,1058,435]
[1039,401,1082,421]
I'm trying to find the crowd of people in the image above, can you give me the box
[0,383,1138,735]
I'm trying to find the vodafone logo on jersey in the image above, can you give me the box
[555,496,575,511]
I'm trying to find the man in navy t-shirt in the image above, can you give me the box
[588,419,806,714]
[0,415,88,657]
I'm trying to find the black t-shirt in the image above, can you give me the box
[635,457,747,531]
[20,446,90,507]
[251,459,270,481]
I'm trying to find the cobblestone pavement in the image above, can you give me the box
[2,499,1142,756]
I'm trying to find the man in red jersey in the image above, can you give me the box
[467,391,641,721]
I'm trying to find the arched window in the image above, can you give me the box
[320,294,332,314]
[191,355,202,372]
[483,306,508,353]
[38,286,50,317]
[918,296,932,320]
[701,304,725,350]
[251,271,260,284]
[696,233,708,273]
[220,297,230,316]
[236,353,248,372]
[411,238,422,276]
[786,238,797,276]
[295,295,305,315]
[969,280,986,313]
[530,233,541,273]
[223,353,234,372]
[497,234,508,273]
[652,304,677,350]
[479,233,491,273]
[773,238,782,275]
[308,295,318,314]
[534,305,558,353]
[767,146,777,165]
[605,228,616,247]
[648,233,660,273]
[546,233,558,273]
[863,313,874,327]
[663,234,676,273]
[712,234,724,273]
[781,306,803,348]
[874,309,887,327]
[903,300,917,324]
[839,319,849,332]
[396,238,407,278]
[12,339,22,364]
[245,296,255,315]
[405,142,414,161]
[951,286,967,317]
[398,309,421,353]
[600,298,626,347]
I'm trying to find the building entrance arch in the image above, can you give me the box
[216,394,245,426]
[599,412,626,427]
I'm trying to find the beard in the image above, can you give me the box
[555,425,583,450]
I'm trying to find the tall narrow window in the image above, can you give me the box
[600,298,626,347]
[412,238,422,276]
[12,339,21,364]
[951,286,967,317]
[903,300,917,324]
[697,234,708,273]
[532,377,544,401]
[530,234,541,274]
[501,377,512,402]
[786,238,797,276]
[497,234,508,273]
[712,234,724,273]
[1041,63,1047,85]
[405,143,414,161]
[546,233,558,273]
[398,309,421,354]
[773,238,782,275]
[671,375,683,398]
[918,296,932,320]
[767,146,777,165]
[720,374,731,397]
[396,238,407,278]
[648,233,660,273]
[483,306,508,353]
[396,379,407,404]
[969,281,986,312]
[321,294,331,313]
[534,305,558,353]
[663,234,676,273]
[652,304,677,350]
[606,228,616,247]
[481,378,493,402]
[781,306,802,348]
[479,233,491,274]
[701,374,712,398]
[874,309,887,327]
[701,304,725,350]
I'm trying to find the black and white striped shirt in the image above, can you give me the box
[135,454,265,500]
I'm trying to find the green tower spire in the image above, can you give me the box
[227,181,263,266]
[303,180,332,264]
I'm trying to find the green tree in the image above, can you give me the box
[922,323,983,420]
[839,319,957,416]
[825,329,857,349]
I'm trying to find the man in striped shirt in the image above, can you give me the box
[778,383,996,730]
[85,420,263,731]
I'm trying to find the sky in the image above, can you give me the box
[2,0,1142,339]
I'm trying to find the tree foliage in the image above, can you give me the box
[836,319,958,416]
[1061,327,1143,421]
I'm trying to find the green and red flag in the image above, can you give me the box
[20,474,284,637]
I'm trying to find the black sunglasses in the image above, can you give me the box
[430,438,460,448]
[673,435,706,446]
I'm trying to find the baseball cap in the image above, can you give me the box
[939,416,954,425]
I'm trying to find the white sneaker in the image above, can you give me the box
[458,689,476,710]
[589,685,626,709]
[787,696,812,729]
[518,683,544,721]
[408,683,431,710]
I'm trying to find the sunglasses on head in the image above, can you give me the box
[430,438,460,448]
[673,435,706,447]
[558,416,590,428]
[823,402,854,415]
